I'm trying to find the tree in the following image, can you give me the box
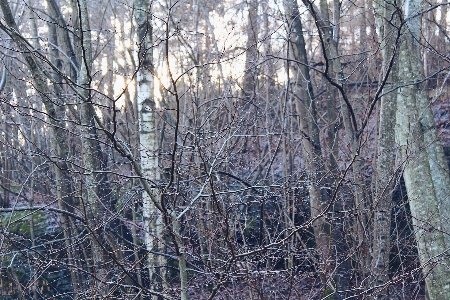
[371,0,400,297]
[394,0,450,298]
[284,0,337,295]
[133,0,167,295]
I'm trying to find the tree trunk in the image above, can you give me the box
[133,0,167,297]
[46,0,79,79]
[284,0,331,291]
[302,0,355,296]
[243,0,259,100]
[395,0,450,298]
[45,9,81,296]
[77,0,109,295]
[370,1,399,298]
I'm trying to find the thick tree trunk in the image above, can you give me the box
[396,55,450,299]
[46,11,81,296]
[411,51,450,248]
[395,0,450,298]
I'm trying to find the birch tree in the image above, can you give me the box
[133,0,167,294]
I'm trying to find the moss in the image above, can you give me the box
[323,287,336,300]
[244,217,256,232]
[1,211,47,237]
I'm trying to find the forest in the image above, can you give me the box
[0,0,449,299]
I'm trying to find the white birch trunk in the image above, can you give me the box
[133,0,167,296]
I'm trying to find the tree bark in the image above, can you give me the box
[46,0,79,79]
[284,0,332,290]
[302,0,356,296]
[77,0,110,295]
[243,0,259,100]
[133,1,168,298]
[371,1,400,298]
[395,0,450,298]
